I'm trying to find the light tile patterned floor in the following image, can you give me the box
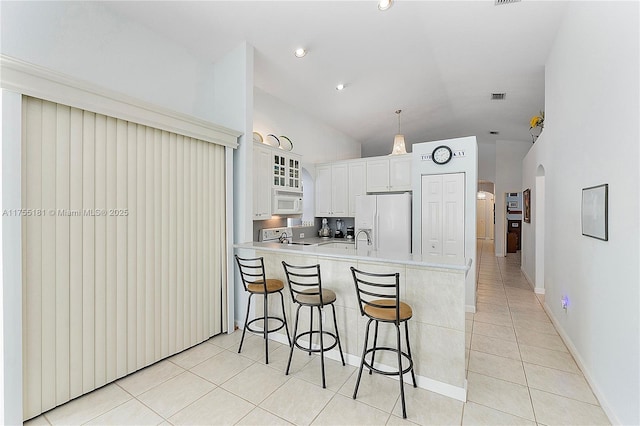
[26,241,610,425]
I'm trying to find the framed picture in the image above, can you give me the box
[508,201,519,209]
[523,189,531,223]
[582,184,608,241]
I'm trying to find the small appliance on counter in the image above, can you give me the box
[334,219,344,238]
[318,218,332,238]
[346,226,355,240]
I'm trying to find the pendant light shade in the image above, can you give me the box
[390,109,407,155]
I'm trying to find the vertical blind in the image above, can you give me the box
[22,96,227,419]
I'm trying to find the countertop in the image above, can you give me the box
[234,239,472,272]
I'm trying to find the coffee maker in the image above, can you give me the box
[346,226,355,240]
[335,219,344,238]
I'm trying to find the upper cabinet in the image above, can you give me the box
[254,143,273,219]
[254,143,302,219]
[315,163,348,217]
[348,161,366,217]
[366,154,412,192]
[272,151,301,191]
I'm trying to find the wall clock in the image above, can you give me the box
[432,145,453,165]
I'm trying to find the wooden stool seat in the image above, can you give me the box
[247,278,285,294]
[364,299,413,322]
[295,288,337,305]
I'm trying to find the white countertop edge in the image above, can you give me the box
[233,242,471,272]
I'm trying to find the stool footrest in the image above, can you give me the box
[362,347,414,376]
[246,316,287,334]
[293,330,339,354]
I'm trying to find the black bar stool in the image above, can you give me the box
[350,267,417,419]
[282,261,345,388]
[235,255,292,364]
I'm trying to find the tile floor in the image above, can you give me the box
[26,240,610,425]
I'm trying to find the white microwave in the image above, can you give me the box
[272,189,303,215]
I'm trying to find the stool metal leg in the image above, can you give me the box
[238,293,254,354]
[369,320,379,375]
[353,318,373,399]
[279,291,292,346]
[264,293,269,364]
[396,323,407,419]
[405,321,417,387]
[318,306,326,388]
[308,306,313,355]
[331,304,346,366]
[286,304,302,375]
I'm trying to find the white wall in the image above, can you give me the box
[1,90,23,426]
[477,142,496,184]
[521,2,639,424]
[494,140,531,256]
[253,87,361,169]
[412,137,478,312]
[1,1,216,122]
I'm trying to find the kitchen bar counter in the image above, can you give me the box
[234,240,472,271]
[233,241,469,402]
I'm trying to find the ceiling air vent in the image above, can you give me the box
[491,93,506,100]
[495,0,521,5]
[489,131,500,135]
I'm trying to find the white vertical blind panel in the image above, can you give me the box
[68,106,84,400]
[40,100,57,413]
[24,97,43,418]
[54,104,71,406]
[22,96,227,420]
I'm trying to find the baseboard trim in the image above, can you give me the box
[465,305,477,313]
[265,332,467,402]
[541,302,618,425]
[520,267,535,291]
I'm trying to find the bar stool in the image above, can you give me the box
[350,267,417,419]
[282,261,346,388]
[235,255,291,364]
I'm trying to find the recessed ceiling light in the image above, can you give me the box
[294,48,307,58]
[378,0,393,11]
[336,83,345,91]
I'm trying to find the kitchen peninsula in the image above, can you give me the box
[233,241,472,401]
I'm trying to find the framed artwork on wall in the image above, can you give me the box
[582,183,608,241]
[523,189,531,223]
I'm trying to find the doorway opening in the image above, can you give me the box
[477,181,495,241]
[535,165,546,294]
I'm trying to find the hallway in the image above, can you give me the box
[25,241,610,425]
[466,240,609,424]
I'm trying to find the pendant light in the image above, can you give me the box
[390,109,407,155]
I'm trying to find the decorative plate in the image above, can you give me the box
[279,135,294,151]
[252,131,263,144]
[265,134,280,148]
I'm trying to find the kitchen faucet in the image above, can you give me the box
[355,229,372,250]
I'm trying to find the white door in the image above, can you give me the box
[389,155,412,191]
[476,198,486,239]
[366,159,390,192]
[376,193,412,253]
[421,173,465,258]
[348,161,366,217]
[315,165,332,216]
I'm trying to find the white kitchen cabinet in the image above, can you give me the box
[272,151,301,191]
[366,154,412,192]
[348,161,366,217]
[315,163,348,217]
[253,144,272,219]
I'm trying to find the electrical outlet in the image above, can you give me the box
[299,233,304,238]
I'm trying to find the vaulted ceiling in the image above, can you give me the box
[106,1,569,156]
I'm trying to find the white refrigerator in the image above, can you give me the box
[355,193,412,253]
